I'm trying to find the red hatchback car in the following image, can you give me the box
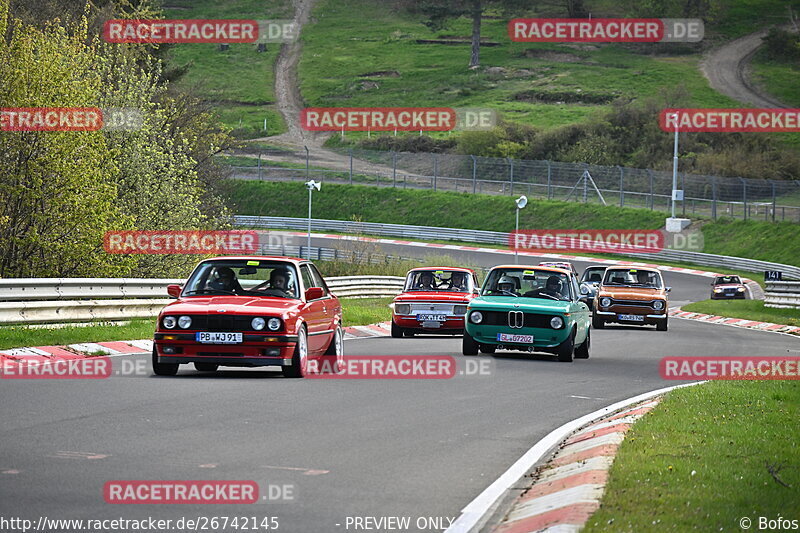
[152,256,342,378]
[390,267,480,337]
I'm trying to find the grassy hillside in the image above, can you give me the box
[226,181,800,266]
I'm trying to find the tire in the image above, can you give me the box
[403,331,415,337]
[462,331,479,355]
[322,324,345,373]
[282,325,308,378]
[556,329,575,362]
[152,347,178,376]
[656,316,668,331]
[194,362,218,372]
[391,320,404,338]
[574,328,590,359]
[479,344,496,354]
[592,314,605,329]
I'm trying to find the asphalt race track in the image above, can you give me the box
[1,239,797,532]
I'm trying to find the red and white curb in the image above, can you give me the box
[669,307,800,335]
[491,399,661,533]
[343,321,391,340]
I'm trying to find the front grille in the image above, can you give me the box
[481,311,557,328]
[170,315,277,332]
[610,299,656,308]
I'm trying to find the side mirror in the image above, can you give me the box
[666,286,672,293]
[305,287,324,301]
[167,284,182,298]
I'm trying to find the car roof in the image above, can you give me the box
[408,266,476,274]
[201,255,306,264]
[584,265,611,270]
[491,265,572,275]
[604,265,662,273]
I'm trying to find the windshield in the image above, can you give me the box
[581,267,607,284]
[404,270,472,292]
[482,268,572,300]
[182,260,300,299]
[603,268,663,289]
[715,276,742,285]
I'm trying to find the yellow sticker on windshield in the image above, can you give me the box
[523,270,535,276]
[246,261,259,266]
[435,270,444,275]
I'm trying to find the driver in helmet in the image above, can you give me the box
[496,275,519,296]
[417,271,436,290]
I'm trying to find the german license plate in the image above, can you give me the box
[618,314,644,322]
[417,314,447,322]
[497,333,534,343]
[196,332,242,344]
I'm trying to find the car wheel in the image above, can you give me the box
[656,317,668,331]
[194,362,218,372]
[479,344,496,354]
[556,329,575,362]
[322,324,344,372]
[283,325,308,378]
[574,328,590,359]
[391,320,404,338]
[403,331,415,337]
[462,332,479,355]
[592,314,605,329]
[152,347,178,376]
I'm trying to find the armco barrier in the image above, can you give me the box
[0,276,405,325]
[765,281,800,309]
[235,215,800,279]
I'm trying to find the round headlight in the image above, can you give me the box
[469,311,483,324]
[178,315,192,329]
[162,316,176,329]
[267,317,281,331]
[251,317,266,331]
[600,297,612,308]
[653,300,664,310]
[550,316,564,329]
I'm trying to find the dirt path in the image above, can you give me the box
[700,28,789,108]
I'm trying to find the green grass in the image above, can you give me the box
[0,320,157,351]
[226,180,800,267]
[584,381,800,531]
[750,50,800,108]
[340,297,392,327]
[683,299,800,327]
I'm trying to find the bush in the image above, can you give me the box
[762,28,800,61]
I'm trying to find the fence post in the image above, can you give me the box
[508,157,514,195]
[771,180,776,222]
[546,160,552,199]
[433,154,438,191]
[711,176,717,220]
[258,151,262,180]
[647,170,654,210]
[392,152,397,187]
[740,177,747,220]
[349,149,353,184]
[681,172,686,217]
[304,146,310,180]
[618,166,624,207]
[471,155,477,194]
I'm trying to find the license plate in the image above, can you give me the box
[421,321,441,328]
[196,332,243,344]
[497,333,534,344]
[618,314,644,322]
[417,314,447,322]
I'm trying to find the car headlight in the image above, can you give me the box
[714,288,723,293]
[737,287,745,292]
[469,311,483,324]
[453,305,468,315]
[267,317,282,331]
[178,315,192,329]
[251,317,266,331]
[600,297,612,308]
[653,300,664,311]
[550,316,564,329]
[395,304,411,315]
[162,316,176,329]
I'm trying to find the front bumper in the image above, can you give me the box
[154,332,298,367]
[393,315,465,332]
[711,292,746,299]
[465,324,570,349]
[594,310,667,325]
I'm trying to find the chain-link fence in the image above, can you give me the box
[231,147,800,223]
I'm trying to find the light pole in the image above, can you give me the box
[671,112,679,219]
[514,195,527,263]
[305,180,321,260]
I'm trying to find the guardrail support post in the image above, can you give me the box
[471,155,477,194]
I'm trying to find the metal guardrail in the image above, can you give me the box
[765,281,800,309]
[0,276,405,325]
[236,216,800,280]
